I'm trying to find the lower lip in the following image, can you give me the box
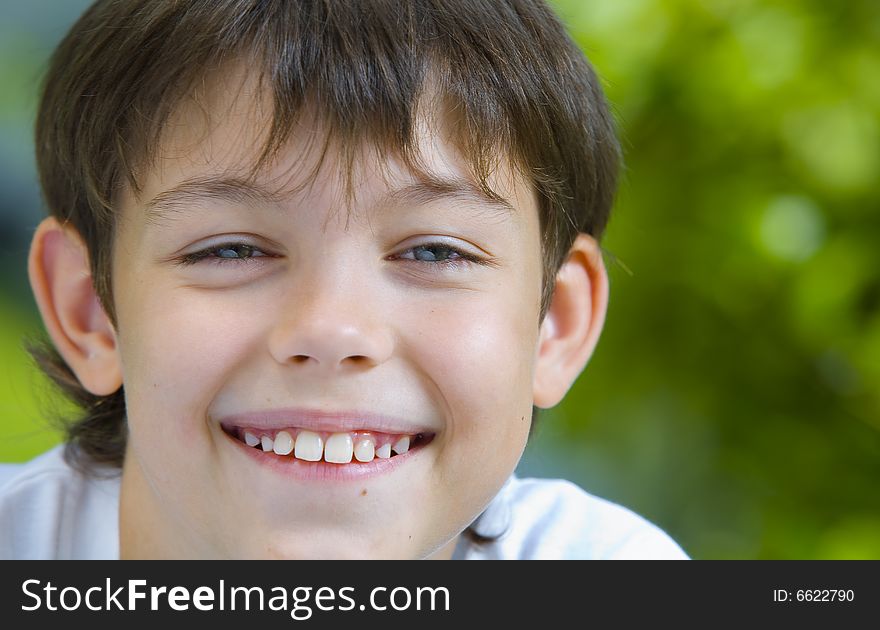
[224,430,423,482]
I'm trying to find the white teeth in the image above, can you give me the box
[244,431,260,447]
[324,432,354,464]
[273,430,294,456]
[392,436,410,455]
[376,443,392,459]
[354,436,376,462]
[246,428,418,461]
[294,430,323,462]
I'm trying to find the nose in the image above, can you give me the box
[267,271,394,373]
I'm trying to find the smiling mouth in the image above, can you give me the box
[223,425,435,464]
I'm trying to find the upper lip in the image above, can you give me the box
[215,407,435,435]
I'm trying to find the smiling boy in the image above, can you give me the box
[0,0,686,559]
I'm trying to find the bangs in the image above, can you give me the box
[118,1,547,211]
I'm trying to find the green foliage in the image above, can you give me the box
[537,0,880,559]
[0,303,65,462]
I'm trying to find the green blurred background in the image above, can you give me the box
[1,0,878,559]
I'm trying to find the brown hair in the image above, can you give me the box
[31,0,620,470]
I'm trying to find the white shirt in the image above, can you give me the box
[0,446,687,559]
[452,475,688,559]
[0,446,119,559]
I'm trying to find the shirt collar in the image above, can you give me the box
[450,473,516,558]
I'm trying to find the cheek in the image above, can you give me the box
[117,290,264,443]
[405,292,537,441]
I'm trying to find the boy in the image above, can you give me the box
[0,0,687,559]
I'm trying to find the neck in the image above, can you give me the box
[118,453,193,559]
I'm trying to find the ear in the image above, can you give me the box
[532,233,609,408]
[28,217,122,396]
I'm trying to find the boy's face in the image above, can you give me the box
[110,69,545,559]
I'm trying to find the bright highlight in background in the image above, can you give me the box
[759,195,825,262]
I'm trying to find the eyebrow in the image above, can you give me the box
[383,177,516,218]
[143,174,516,225]
[144,176,285,225]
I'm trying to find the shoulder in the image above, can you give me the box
[461,476,688,560]
[0,446,120,559]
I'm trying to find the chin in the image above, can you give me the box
[253,535,399,560]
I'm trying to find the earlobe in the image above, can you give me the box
[28,217,122,396]
[532,233,608,408]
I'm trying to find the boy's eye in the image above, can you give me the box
[395,243,483,269]
[177,242,270,266]
[214,244,262,259]
[174,240,486,270]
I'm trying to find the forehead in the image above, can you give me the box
[124,63,536,228]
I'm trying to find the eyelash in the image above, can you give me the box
[175,241,485,270]
[176,243,270,267]
[392,243,484,269]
